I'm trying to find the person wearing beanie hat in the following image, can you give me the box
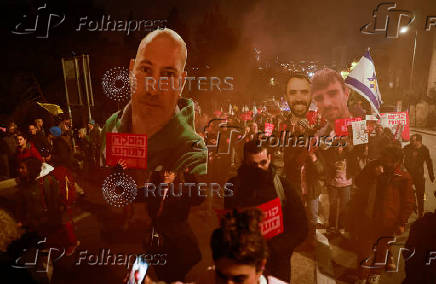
[49,126,62,137]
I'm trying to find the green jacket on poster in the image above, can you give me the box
[100,98,207,175]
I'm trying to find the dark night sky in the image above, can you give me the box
[1,0,435,123]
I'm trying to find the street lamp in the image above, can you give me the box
[400,27,418,89]
[400,27,418,126]
[400,26,409,33]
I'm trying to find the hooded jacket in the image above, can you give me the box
[100,98,207,175]
[355,161,415,232]
[225,164,308,252]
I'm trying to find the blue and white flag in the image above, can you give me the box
[345,50,383,114]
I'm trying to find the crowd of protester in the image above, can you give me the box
[0,114,101,281]
[1,28,436,284]
[190,68,435,283]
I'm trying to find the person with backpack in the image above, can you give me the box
[224,139,308,282]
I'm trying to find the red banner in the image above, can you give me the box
[335,117,362,136]
[264,123,275,137]
[379,112,410,141]
[279,123,288,132]
[257,198,284,239]
[106,133,147,169]
[215,198,284,240]
[240,112,253,121]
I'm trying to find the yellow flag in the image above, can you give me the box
[37,102,64,115]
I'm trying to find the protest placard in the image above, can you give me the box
[106,133,147,169]
[240,111,253,121]
[379,112,410,141]
[351,120,368,145]
[264,123,275,137]
[215,197,284,240]
[335,117,362,136]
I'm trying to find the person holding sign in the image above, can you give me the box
[101,28,207,175]
[225,140,307,282]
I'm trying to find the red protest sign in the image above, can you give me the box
[106,133,147,169]
[264,123,275,137]
[240,112,253,121]
[379,112,410,141]
[335,117,362,136]
[215,197,284,240]
[257,198,284,239]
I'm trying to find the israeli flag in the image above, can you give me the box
[345,50,382,114]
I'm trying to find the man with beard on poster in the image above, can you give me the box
[283,73,324,228]
[311,68,352,137]
[284,72,313,134]
[100,28,207,176]
[225,139,308,283]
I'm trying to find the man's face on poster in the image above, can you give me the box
[286,77,311,118]
[312,79,349,123]
[131,35,186,128]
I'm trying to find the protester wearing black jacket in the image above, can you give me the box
[225,140,308,282]
[403,192,436,284]
[144,169,203,283]
[404,134,435,218]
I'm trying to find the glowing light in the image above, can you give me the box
[308,72,314,78]
[102,66,136,102]
[341,71,349,79]
[351,62,358,70]
[102,172,137,207]
[400,26,409,33]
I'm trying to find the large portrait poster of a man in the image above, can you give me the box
[100,29,208,175]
